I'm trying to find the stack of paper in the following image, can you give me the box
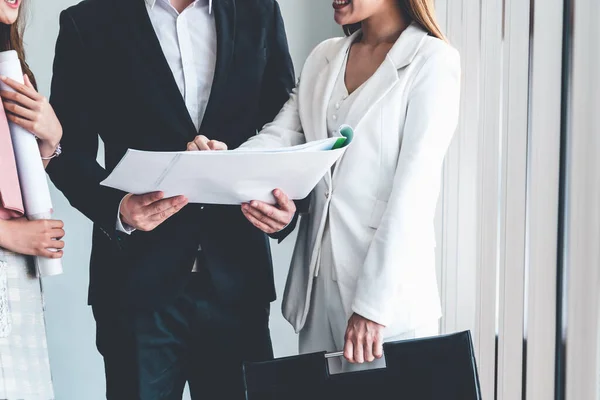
[101,126,354,205]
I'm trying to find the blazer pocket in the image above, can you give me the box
[368,199,388,229]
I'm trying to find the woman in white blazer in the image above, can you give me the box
[189,0,461,372]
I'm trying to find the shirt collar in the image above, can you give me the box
[144,0,212,14]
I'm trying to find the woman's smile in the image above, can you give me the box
[333,0,352,11]
[3,0,19,10]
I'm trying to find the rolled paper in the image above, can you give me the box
[0,51,62,276]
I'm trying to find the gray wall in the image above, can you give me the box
[23,0,339,398]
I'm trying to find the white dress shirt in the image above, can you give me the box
[116,0,217,235]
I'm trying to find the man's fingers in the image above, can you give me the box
[138,191,165,207]
[207,140,227,150]
[248,201,286,225]
[187,141,200,151]
[242,207,275,233]
[148,201,188,223]
[244,203,284,231]
[272,189,295,212]
[146,196,188,217]
[193,135,211,151]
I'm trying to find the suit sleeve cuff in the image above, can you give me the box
[116,197,136,235]
[268,211,298,242]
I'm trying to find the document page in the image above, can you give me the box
[101,127,353,205]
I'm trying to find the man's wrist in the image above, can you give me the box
[116,195,136,234]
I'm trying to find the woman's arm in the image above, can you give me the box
[0,218,64,258]
[351,47,462,327]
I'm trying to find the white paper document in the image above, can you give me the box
[101,127,353,205]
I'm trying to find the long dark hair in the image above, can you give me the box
[344,0,446,42]
[0,0,36,88]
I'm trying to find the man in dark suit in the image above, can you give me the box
[46,0,295,398]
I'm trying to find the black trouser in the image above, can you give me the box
[92,272,273,400]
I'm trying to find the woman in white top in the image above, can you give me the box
[189,0,461,372]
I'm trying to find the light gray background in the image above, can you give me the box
[23,0,339,398]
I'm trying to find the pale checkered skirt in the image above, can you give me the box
[0,248,54,400]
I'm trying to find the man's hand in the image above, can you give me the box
[343,313,385,364]
[241,189,296,234]
[120,192,189,232]
[187,135,228,151]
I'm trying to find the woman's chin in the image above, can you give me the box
[0,9,19,25]
[334,14,355,26]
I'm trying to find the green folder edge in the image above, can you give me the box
[331,125,354,150]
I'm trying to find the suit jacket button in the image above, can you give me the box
[325,191,330,199]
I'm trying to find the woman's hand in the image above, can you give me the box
[0,75,62,158]
[0,218,65,258]
[186,135,228,151]
[241,189,296,234]
[343,313,385,364]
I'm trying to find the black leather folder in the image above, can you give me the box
[243,330,482,400]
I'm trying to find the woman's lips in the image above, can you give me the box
[4,0,19,10]
[333,0,351,11]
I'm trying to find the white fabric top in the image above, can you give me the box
[326,50,365,139]
[315,49,366,279]
[145,0,217,131]
[117,0,217,236]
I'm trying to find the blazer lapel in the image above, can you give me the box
[343,22,429,131]
[120,0,197,140]
[201,0,236,132]
[312,33,357,190]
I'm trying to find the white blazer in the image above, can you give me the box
[241,23,461,337]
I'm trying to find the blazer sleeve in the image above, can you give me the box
[351,48,461,327]
[46,10,127,239]
[255,1,296,133]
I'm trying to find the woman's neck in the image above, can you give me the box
[360,6,409,46]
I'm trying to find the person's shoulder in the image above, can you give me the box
[60,0,123,38]
[62,0,112,20]
[237,0,278,17]
[416,36,460,67]
[295,36,345,82]
[308,36,347,64]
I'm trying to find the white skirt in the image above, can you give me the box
[0,248,54,400]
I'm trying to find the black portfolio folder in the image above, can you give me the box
[243,330,482,400]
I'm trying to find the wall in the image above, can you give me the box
[23,0,339,398]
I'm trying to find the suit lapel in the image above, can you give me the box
[201,0,236,133]
[342,59,399,131]
[343,23,428,131]
[330,23,429,185]
[121,0,197,140]
[313,34,356,190]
